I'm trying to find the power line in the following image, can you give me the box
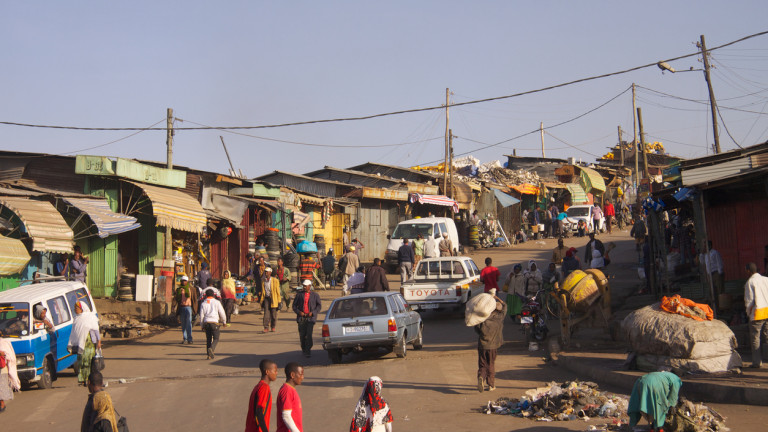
[2,30,767,133]
[544,131,602,158]
[715,106,744,148]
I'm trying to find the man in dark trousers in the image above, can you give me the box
[364,258,390,292]
[398,238,415,284]
[292,280,322,358]
[475,292,506,393]
[245,358,278,432]
[584,232,605,264]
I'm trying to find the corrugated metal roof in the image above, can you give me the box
[0,197,74,253]
[579,167,606,193]
[0,235,30,275]
[127,182,206,233]
[682,157,752,187]
[62,198,141,238]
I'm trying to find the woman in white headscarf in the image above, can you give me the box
[0,337,20,412]
[68,301,101,386]
[523,260,543,296]
[350,376,393,432]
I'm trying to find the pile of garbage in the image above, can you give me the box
[449,155,540,186]
[666,398,729,431]
[483,380,629,426]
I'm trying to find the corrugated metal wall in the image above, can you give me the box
[355,200,397,263]
[24,157,85,193]
[137,214,159,275]
[706,197,768,280]
[86,235,118,298]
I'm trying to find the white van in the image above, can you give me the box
[385,217,460,271]
[0,281,97,389]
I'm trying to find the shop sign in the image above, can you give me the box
[75,155,116,175]
[362,187,408,201]
[76,155,186,188]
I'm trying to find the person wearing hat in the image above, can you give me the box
[474,291,506,392]
[173,275,198,344]
[261,266,283,333]
[438,232,454,257]
[199,288,226,359]
[292,280,322,357]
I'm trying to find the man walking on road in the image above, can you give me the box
[292,280,321,358]
[277,362,305,432]
[365,258,390,292]
[261,267,282,333]
[475,292,506,392]
[246,358,278,432]
[604,201,615,234]
[342,247,360,286]
[173,275,198,344]
[745,262,768,368]
[480,257,500,293]
[199,288,226,359]
[398,238,415,284]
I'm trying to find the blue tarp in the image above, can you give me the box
[493,189,521,207]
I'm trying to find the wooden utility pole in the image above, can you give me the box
[166,108,174,169]
[637,107,649,179]
[443,88,450,196]
[632,84,639,197]
[699,34,722,154]
[617,125,624,167]
[448,129,454,200]
[219,136,237,177]
[540,122,545,158]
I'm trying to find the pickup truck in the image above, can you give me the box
[400,256,483,312]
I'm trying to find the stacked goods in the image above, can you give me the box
[622,304,742,373]
[264,228,281,267]
[468,225,480,248]
[314,234,326,258]
[117,273,135,301]
[283,251,300,288]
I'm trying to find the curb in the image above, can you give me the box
[559,354,768,406]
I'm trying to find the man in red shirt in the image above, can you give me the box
[480,257,500,293]
[277,362,305,432]
[604,201,616,234]
[245,359,278,432]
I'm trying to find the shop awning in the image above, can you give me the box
[579,167,606,194]
[0,197,74,253]
[511,183,540,195]
[0,235,30,275]
[62,198,140,238]
[566,184,588,204]
[128,182,206,233]
[493,189,521,207]
[210,194,249,226]
[295,193,327,207]
[409,194,459,213]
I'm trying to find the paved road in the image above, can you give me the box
[3,229,767,431]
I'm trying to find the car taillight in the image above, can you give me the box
[387,318,397,332]
[321,324,330,337]
[456,285,462,296]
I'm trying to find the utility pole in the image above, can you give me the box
[219,136,237,177]
[632,84,639,199]
[540,122,545,158]
[637,107,649,179]
[443,88,450,196]
[699,34,722,154]
[617,125,624,167]
[165,108,174,260]
[448,130,454,200]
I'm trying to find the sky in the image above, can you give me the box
[2,2,767,178]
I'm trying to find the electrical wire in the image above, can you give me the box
[544,131,602,158]
[2,30,767,133]
[715,106,744,148]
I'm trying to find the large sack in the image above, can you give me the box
[636,351,742,374]
[622,304,737,359]
[465,293,496,326]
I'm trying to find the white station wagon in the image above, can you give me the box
[400,256,483,312]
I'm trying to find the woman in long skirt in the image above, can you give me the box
[68,301,101,386]
[0,337,20,413]
[503,264,525,319]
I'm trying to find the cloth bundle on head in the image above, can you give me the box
[350,376,393,432]
[68,301,100,354]
[0,338,20,390]
[465,293,497,326]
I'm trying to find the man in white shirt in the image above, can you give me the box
[745,262,768,368]
[199,288,227,360]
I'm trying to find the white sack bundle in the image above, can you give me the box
[465,293,496,326]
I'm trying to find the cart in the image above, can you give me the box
[552,269,613,346]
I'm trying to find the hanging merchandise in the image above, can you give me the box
[219,226,232,238]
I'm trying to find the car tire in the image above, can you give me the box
[328,349,342,364]
[38,356,54,389]
[413,325,424,350]
[395,333,407,358]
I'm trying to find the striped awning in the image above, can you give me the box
[409,194,459,213]
[566,184,588,204]
[0,235,30,275]
[128,182,206,233]
[63,198,141,238]
[579,167,606,194]
[0,197,74,253]
[511,183,540,195]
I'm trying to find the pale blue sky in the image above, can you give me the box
[2,2,767,177]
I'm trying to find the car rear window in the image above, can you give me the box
[329,297,389,319]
